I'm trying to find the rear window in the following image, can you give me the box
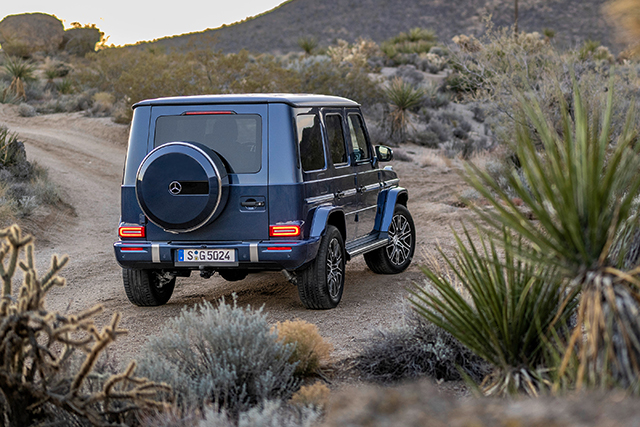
[154,114,262,173]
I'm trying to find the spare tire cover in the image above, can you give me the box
[136,142,229,232]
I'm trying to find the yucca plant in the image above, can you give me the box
[2,56,36,100]
[463,76,640,391]
[410,228,574,396]
[297,36,318,55]
[384,77,423,144]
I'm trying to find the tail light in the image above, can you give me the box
[119,225,145,239]
[269,224,301,238]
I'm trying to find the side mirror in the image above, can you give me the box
[375,145,393,162]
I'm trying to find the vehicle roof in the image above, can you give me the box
[133,93,360,108]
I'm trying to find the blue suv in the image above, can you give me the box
[114,94,415,309]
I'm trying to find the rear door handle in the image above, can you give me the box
[241,200,265,208]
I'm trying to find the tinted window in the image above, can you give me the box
[325,114,347,165]
[297,114,325,171]
[348,114,370,161]
[155,114,261,173]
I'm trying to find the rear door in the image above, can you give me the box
[322,110,358,241]
[145,103,269,242]
[346,109,380,239]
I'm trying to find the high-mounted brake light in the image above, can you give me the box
[119,226,146,239]
[184,111,234,115]
[269,224,301,238]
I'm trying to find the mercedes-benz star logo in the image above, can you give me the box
[168,181,182,195]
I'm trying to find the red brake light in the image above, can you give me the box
[269,225,301,237]
[119,226,145,239]
[184,111,234,115]
[267,247,292,251]
[121,247,144,251]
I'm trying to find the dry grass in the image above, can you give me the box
[290,382,331,409]
[275,320,333,377]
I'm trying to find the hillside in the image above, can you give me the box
[139,0,622,54]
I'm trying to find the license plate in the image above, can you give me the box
[176,249,235,264]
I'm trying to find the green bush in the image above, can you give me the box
[410,228,575,396]
[382,28,438,63]
[460,77,640,392]
[137,298,300,416]
[76,46,382,121]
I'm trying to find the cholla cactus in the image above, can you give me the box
[452,34,483,53]
[326,38,379,68]
[0,225,171,426]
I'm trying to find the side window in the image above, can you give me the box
[325,114,347,166]
[297,114,325,171]
[348,114,370,162]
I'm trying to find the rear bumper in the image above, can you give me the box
[114,238,321,271]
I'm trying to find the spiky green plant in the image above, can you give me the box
[462,75,640,391]
[384,77,423,143]
[410,228,574,396]
[56,78,75,94]
[297,36,318,55]
[2,56,36,100]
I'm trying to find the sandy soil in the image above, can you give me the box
[0,104,472,366]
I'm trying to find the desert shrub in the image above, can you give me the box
[78,45,382,122]
[137,298,299,416]
[413,130,441,148]
[17,102,36,117]
[87,91,115,117]
[326,38,380,68]
[426,120,450,143]
[353,313,489,384]
[293,55,383,109]
[471,104,485,122]
[382,28,438,65]
[0,225,170,426]
[422,82,450,109]
[0,128,67,222]
[275,320,333,377]
[200,400,321,427]
[290,383,330,409]
[393,64,424,86]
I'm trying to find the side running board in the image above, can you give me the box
[346,234,389,258]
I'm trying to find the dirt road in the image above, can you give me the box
[1,105,470,364]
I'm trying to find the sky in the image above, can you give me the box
[1,0,287,46]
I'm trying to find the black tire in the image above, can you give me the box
[122,268,176,306]
[297,225,345,309]
[364,204,415,274]
[219,269,249,282]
